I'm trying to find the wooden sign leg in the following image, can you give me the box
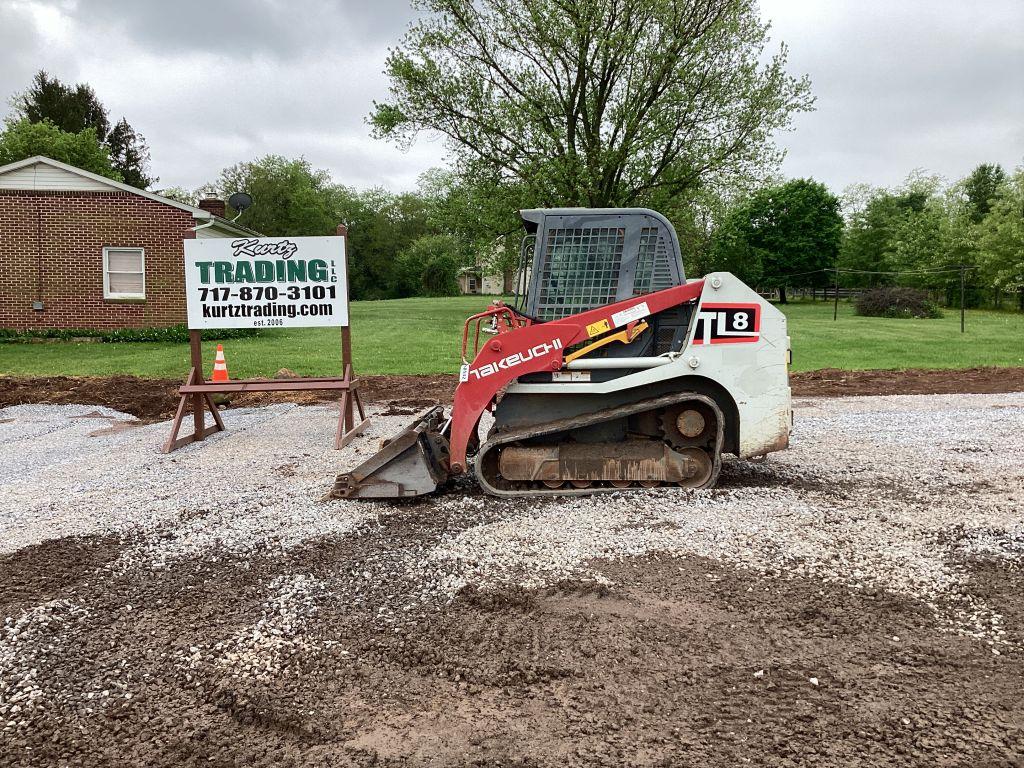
[335,391,370,449]
[335,363,370,450]
[162,368,194,454]
[162,337,227,453]
[205,393,226,431]
[353,386,367,422]
[190,330,205,443]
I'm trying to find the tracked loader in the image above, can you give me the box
[332,208,791,499]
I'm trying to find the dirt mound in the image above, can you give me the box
[2,367,1023,421]
[792,366,1024,397]
[0,375,182,421]
[0,374,456,421]
[1,532,1021,767]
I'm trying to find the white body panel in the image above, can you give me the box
[504,272,792,458]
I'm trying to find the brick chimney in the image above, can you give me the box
[198,194,226,218]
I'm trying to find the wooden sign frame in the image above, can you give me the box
[163,225,369,453]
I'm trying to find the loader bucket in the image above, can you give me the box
[329,406,451,499]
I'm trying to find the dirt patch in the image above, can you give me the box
[2,519,1023,767]
[790,366,1024,397]
[0,374,456,421]
[0,535,123,615]
[2,367,1023,421]
[0,375,182,421]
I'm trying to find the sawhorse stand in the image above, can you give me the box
[162,330,368,453]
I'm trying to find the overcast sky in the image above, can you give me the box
[1,0,1021,195]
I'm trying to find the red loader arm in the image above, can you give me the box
[447,280,706,473]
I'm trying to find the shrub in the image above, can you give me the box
[398,234,468,297]
[0,324,260,343]
[420,256,459,297]
[101,325,260,343]
[855,287,943,319]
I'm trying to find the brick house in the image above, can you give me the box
[0,155,256,331]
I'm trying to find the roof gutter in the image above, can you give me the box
[189,211,259,237]
[190,211,216,233]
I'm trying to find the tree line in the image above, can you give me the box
[0,71,154,187]
[1,0,1020,306]
[691,165,1023,308]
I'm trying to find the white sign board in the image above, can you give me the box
[183,236,348,329]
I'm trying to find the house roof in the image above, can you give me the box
[0,155,260,237]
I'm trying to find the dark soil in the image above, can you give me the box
[3,367,1023,421]
[791,366,1024,397]
[1,514,1022,767]
[0,375,455,422]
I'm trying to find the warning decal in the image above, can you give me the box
[691,302,761,345]
[611,301,650,329]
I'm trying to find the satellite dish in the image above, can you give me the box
[228,191,253,213]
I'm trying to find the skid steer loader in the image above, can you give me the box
[331,208,791,499]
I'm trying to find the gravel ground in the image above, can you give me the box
[0,403,393,561]
[1,392,1023,766]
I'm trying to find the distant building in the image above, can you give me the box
[0,155,256,331]
[457,265,516,295]
[457,238,520,296]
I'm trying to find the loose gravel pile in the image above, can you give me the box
[179,574,328,682]
[1,392,1023,765]
[0,403,398,562]
[0,600,91,731]
[1,394,1022,637]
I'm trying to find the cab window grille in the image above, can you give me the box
[650,232,674,292]
[633,227,658,295]
[536,227,624,320]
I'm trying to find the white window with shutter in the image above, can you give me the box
[103,247,146,299]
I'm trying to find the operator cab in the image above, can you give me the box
[514,208,693,357]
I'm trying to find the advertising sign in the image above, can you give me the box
[184,236,348,329]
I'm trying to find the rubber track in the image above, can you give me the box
[474,392,724,498]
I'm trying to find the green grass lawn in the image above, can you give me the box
[1,297,1022,378]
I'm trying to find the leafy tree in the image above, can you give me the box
[334,187,433,300]
[976,168,1024,308]
[0,119,121,180]
[205,157,437,298]
[371,0,813,207]
[418,168,522,279]
[14,71,110,138]
[839,177,937,287]
[12,70,155,188]
[963,163,1006,224]
[838,172,988,304]
[660,184,743,279]
[885,198,945,286]
[105,118,156,189]
[705,203,763,285]
[399,233,467,296]
[213,155,340,236]
[708,178,841,302]
[156,186,198,205]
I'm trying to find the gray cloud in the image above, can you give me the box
[0,0,1021,196]
[763,0,1024,191]
[54,0,419,59]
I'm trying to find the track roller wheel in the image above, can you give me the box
[639,480,661,488]
[542,479,565,489]
[570,479,592,489]
[610,480,631,489]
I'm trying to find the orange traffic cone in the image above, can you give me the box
[211,344,230,382]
